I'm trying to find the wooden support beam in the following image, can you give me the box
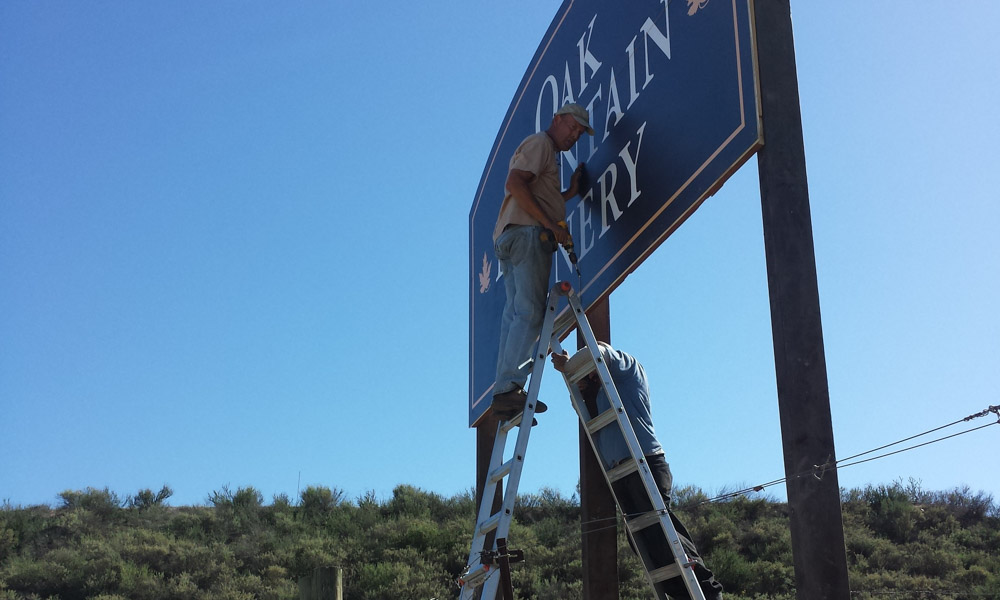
[579,294,619,600]
[754,2,851,599]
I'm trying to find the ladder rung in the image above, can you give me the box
[625,510,663,533]
[553,309,577,337]
[477,513,501,536]
[606,458,638,483]
[499,416,521,434]
[562,343,600,384]
[585,408,618,435]
[565,359,596,384]
[488,458,514,485]
[496,411,530,433]
[648,563,682,583]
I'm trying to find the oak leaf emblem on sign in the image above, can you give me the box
[479,253,492,293]
[687,0,709,16]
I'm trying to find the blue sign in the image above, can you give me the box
[469,0,761,426]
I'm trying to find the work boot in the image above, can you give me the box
[491,388,548,419]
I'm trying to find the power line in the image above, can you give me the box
[687,404,1000,508]
[849,591,997,598]
[490,406,1000,593]
[568,404,999,527]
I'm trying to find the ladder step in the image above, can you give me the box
[585,408,618,435]
[477,512,501,536]
[553,309,578,338]
[488,458,515,485]
[648,563,682,583]
[562,344,599,384]
[565,359,596,384]
[625,510,664,533]
[499,415,522,434]
[606,458,638,483]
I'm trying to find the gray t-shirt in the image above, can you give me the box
[591,346,664,469]
[492,132,565,241]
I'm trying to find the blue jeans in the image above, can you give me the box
[493,225,553,396]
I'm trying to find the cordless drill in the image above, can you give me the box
[541,221,581,282]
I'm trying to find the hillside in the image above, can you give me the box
[1,481,997,599]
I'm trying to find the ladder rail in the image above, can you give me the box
[459,281,565,600]
[462,280,707,600]
[550,335,668,599]
[460,420,511,599]
[492,285,560,540]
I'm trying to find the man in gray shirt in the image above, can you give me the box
[553,342,724,600]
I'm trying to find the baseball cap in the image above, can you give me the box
[555,103,594,135]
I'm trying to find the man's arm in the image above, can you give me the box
[550,350,570,372]
[506,168,570,245]
[561,163,586,201]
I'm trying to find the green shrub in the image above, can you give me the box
[58,487,124,515]
[2,544,117,600]
[0,482,996,599]
[287,535,341,577]
[299,486,345,521]
[128,486,173,510]
[862,484,918,543]
[907,542,960,578]
[350,557,449,600]
[709,547,754,593]
[383,484,450,520]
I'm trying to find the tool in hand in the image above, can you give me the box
[540,221,582,286]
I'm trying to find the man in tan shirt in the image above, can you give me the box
[491,103,593,420]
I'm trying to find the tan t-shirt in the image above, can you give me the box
[492,132,565,241]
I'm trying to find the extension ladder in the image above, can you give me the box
[459,281,706,600]
[458,281,566,600]
[548,282,707,600]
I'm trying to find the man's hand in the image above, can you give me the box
[550,222,571,246]
[562,163,587,200]
[551,350,570,373]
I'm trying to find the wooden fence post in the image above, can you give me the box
[298,566,343,600]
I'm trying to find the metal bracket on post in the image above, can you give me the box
[458,539,525,599]
[495,538,524,600]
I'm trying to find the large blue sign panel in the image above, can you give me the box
[469,0,761,426]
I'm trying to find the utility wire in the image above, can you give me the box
[470,406,1000,576]
[835,404,1000,466]
[684,403,1000,509]
[849,591,998,598]
[574,403,1000,528]
[467,406,1000,576]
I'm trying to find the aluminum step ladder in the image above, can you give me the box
[548,282,707,600]
[460,281,706,600]
[458,282,567,600]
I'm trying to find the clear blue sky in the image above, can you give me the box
[2,2,998,509]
